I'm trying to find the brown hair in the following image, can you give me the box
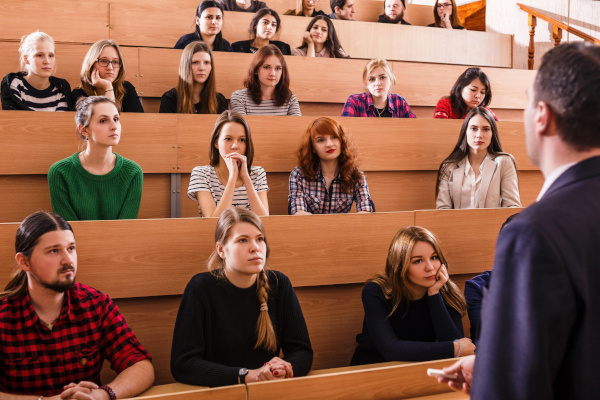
[207,208,276,352]
[208,110,255,173]
[369,226,466,317]
[432,0,461,28]
[79,39,127,108]
[297,117,362,194]
[74,96,119,143]
[176,41,219,114]
[244,45,292,107]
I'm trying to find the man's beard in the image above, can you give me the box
[383,13,404,24]
[31,265,76,293]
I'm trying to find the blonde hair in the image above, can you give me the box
[362,58,396,91]
[19,31,55,73]
[207,208,277,352]
[79,39,127,108]
[284,0,304,16]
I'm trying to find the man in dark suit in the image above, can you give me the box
[438,42,600,399]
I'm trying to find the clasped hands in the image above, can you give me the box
[246,357,294,382]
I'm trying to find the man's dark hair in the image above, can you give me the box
[383,0,406,9]
[535,42,600,150]
[330,0,347,13]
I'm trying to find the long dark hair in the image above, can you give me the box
[244,45,292,107]
[249,8,281,40]
[296,15,349,59]
[208,110,255,173]
[0,212,73,301]
[194,1,228,52]
[445,67,492,118]
[435,107,507,199]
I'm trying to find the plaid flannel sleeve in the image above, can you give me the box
[355,173,375,212]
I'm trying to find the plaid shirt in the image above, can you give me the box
[0,283,151,396]
[434,97,499,121]
[341,92,416,118]
[288,166,375,214]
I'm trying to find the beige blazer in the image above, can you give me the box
[436,154,522,209]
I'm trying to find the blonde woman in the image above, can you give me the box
[284,0,326,17]
[72,39,143,112]
[1,32,73,111]
[342,58,415,118]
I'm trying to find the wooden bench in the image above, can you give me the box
[0,209,515,385]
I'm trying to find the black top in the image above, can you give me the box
[232,40,292,56]
[220,0,267,12]
[427,23,465,29]
[174,32,233,52]
[71,81,144,113]
[377,15,412,25]
[159,88,228,114]
[171,270,313,387]
[1,72,75,111]
[351,282,463,365]
[374,105,392,118]
[302,9,327,17]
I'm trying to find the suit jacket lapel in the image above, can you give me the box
[479,156,497,207]
[452,158,467,209]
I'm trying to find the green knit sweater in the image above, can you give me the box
[48,152,143,221]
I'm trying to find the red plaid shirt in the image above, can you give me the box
[0,283,150,396]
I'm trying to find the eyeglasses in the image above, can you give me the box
[436,3,452,8]
[96,59,121,68]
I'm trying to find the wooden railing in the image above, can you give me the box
[517,3,600,70]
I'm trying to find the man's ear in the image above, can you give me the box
[15,253,30,272]
[536,101,556,137]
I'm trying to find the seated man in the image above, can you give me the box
[0,211,154,399]
[329,0,355,21]
[378,0,411,25]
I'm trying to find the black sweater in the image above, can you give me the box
[171,270,313,387]
[72,81,144,112]
[159,88,228,114]
[1,72,75,111]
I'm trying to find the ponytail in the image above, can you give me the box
[254,269,277,352]
[0,269,27,301]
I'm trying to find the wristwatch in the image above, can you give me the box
[238,368,249,384]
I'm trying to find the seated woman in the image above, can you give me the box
[284,0,326,17]
[160,41,228,114]
[434,67,498,120]
[175,1,233,52]
[171,207,313,387]
[220,0,267,13]
[351,226,475,365]
[187,110,269,218]
[435,107,521,209]
[1,32,74,111]
[48,97,143,220]
[72,39,144,113]
[292,15,349,58]
[232,8,291,55]
[428,0,465,29]
[342,58,415,118]
[288,117,374,215]
[230,45,301,116]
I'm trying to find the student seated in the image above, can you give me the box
[1,32,74,111]
[378,0,411,25]
[351,226,475,365]
[232,8,292,55]
[48,97,143,221]
[284,0,327,17]
[220,0,266,13]
[435,107,521,209]
[72,39,144,113]
[231,45,301,115]
[187,111,269,218]
[0,211,154,397]
[160,41,228,114]
[434,67,498,120]
[175,1,233,52]
[329,0,355,20]
[171,207,313,387]
[292,15,349,58]
[342,58,415,118]
[288,117,374,215]
[428,0,465,30]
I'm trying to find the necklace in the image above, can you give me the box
[39,315,60,330]
[374,106,386,118]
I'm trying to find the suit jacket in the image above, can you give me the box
[472,155,600,399]
[436,153,521,209]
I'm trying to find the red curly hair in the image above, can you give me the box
[297,117,362,194]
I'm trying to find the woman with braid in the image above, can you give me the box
[171,208,313,387]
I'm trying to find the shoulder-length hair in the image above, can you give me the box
[0,212,73,301]
[432,0,461,28]
[194,1,228,52]
[206,208,276,352]
[244,45,291,107]
[297,117,362,194]
[435,107,510,198]
[369,226,466,317]
[362,58,396,91]
[249,8,281,40]
[79,39,127,108]
[445,67,493,118]
[208,110,255,172]
[176,41,218,114]
[296,15,349,59]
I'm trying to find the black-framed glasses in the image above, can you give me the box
[96,58,121,68]
[436,3,452,8]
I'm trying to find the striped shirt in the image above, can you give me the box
[9,75,69,111]
[187,165,269,217]
[230,88,301,116]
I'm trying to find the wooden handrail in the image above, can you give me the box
[517,3,600,70]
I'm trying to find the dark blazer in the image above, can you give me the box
[472,155,600,399]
